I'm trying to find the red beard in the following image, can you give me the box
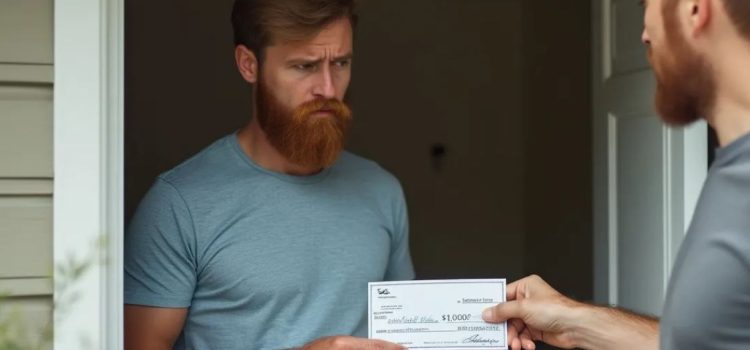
[256,82,353,170]
[651,1,716,126]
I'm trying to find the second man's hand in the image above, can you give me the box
[482,275,659,350]
[481,275,581,350]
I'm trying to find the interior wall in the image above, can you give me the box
[348,0,526,280]
[125,0,248,222]
[522,0,593,302]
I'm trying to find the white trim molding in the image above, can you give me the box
[681,121,708,235]
[54,0,124,349]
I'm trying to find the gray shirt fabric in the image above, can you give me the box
[125,133,415,350]
[661,132,750,349]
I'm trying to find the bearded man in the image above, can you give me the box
[123,1,412,349]
[481,0,750,349]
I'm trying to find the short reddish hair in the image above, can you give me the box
[231,0,357,59]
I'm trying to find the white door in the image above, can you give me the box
[592,0,707,315]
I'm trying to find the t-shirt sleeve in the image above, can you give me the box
[124,177,197,308]
[384,186,416,281]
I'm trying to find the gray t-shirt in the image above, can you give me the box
[125,134,415,350]
[661,132,750,349]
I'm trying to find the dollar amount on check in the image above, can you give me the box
[368,279,507,349]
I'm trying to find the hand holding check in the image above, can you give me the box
[482,275,659,350]
[481,275,580,350]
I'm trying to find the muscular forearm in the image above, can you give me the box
[570,304,659,350]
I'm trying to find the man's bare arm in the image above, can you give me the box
[125,304,188,350]
[571,305,659,350]
[482,275,659,350]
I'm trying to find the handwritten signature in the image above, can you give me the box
[463,334,500,345]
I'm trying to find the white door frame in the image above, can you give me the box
[54,0,124,348]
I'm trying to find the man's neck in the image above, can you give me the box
[710,94,750,147]
[708,45,750,147]
[236,119,323,176]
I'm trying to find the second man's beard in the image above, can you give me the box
[651,8,716,126]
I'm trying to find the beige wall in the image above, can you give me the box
[0,0,54,347]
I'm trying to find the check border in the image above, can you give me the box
[368,279,507,349]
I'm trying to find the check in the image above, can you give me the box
[368,279,507,350]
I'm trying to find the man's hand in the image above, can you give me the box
[482,275,659,350]
[300,336,406,350]
[481,275,582,350]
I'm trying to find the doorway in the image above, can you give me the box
[126,2,593,349]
